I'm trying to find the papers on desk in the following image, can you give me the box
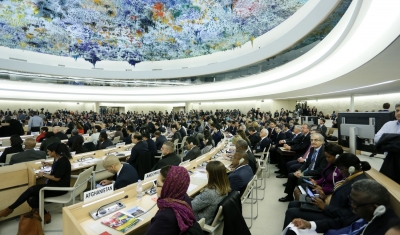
[187,183,198,193]
[100,212,142,233]
[35,166,51,174]
[192,169,208,180]
[126,206,146,218]
[281,223,318,235]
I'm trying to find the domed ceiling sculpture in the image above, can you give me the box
[0,0,307,66]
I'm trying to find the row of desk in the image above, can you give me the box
[62,138,231,235]
[0,141,132,222]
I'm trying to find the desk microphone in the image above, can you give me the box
[95,195,129,217]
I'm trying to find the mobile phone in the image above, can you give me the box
[96,183,104,188]
[303,179,314,186]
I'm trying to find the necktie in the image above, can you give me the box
[302,145,312,159]
[292,134,297,141]
[308,150,318,170]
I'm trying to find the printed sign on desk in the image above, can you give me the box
[144,169,160,180]
[179,160,190,166]
[84,184,114,203]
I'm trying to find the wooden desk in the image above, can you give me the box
[62,139,228,235]
[366,168,400,217]
[277,147,296,156]
[0,163,36,221]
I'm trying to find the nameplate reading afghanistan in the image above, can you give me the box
[84,184,114,203]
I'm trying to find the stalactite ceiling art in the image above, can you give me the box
[0,0,307,66]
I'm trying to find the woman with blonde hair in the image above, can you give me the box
[192,161,231,225]
[231,135,243,145]
[236,129,251,148]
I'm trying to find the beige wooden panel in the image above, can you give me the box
[0,164,28,190]
[0,186,30,222]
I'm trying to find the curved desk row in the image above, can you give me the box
[62,139,230,235]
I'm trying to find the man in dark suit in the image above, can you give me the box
[283,124,293,140]
[247,127,261,150]
[96,132,113,150]
[276,124,311,175]
[53,126,68,140]
[126,132,149,166]
[99,155,138,190]
[176,122,187,138]
[253,128,271,154]
[9,138,46,165]
[287,179,399,235]
[123,126,134,144]
[267,121,277,143]
[83,119,91,134]
[274,125,286,147]
[154,131,167,150]
[40,132,61,151]
[317,119,327,136]
[183,136,201,161]
[52,118,63,127]
[151,141,181,171]
[228,151,253,197]
[279,133,327,202]
[236,139,257,175]
[67,129,79,148]
[171,124,182,143]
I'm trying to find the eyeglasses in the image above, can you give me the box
[348,195,375,209]
[310,139,321,142]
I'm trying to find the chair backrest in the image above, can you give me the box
[73,166,94,196]
[2,139,10,147]
[94,160,105,172]
[5,153,16,164]
[180,136,188,147]
[240,175,257,202]
[198,218,205,230]
[134,152,154,180]
[255,161,263,179]
[83,142,96,151]
[210,206,224,227]
[332,130,338,137]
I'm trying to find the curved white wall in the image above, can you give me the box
[0,0,338,79]
[0,0,399,103]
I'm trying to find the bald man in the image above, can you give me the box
[100,155,139,190]
[9,138,46,165]
[228,151,253,196]
[53,126,68,140]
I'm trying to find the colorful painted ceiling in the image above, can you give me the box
[0,0,307,66]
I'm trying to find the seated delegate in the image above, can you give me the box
[9,138,46,165]
[99,155,138,190]
[0,143,71,224]
[183,136,201,162]
[151,141,181,171]
[192,161,230,225]
[0,134,24,163]
[283,153,371,228]
[293,143,344,200]
[144,165,202,235]
[288,179,400,235]
[228,151,253,196]
[96,132,113,150]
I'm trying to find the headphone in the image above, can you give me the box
[239,158,245,165]
[348,166,355,176]
[190,142,193,146]
[361,205,386,235]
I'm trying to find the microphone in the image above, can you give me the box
[95,195,129,217]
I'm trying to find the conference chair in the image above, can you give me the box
[83,142,96,151]
[39,166,94,227]
[198,218,206,230]
[89,160,114,190]
[1,139,10,147]
[112,136,121,144]
[173,139,179,154]
[241,175,258,229]
[0,153,17,166]
[177,136,188,154]
[203,206,224,235]
[254,144,271,178]
[133,152,154,180]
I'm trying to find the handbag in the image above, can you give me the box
[18,209,44,235]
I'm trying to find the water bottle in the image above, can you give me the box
[136,180,143,199]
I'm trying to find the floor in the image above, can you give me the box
[0,152,384,235]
